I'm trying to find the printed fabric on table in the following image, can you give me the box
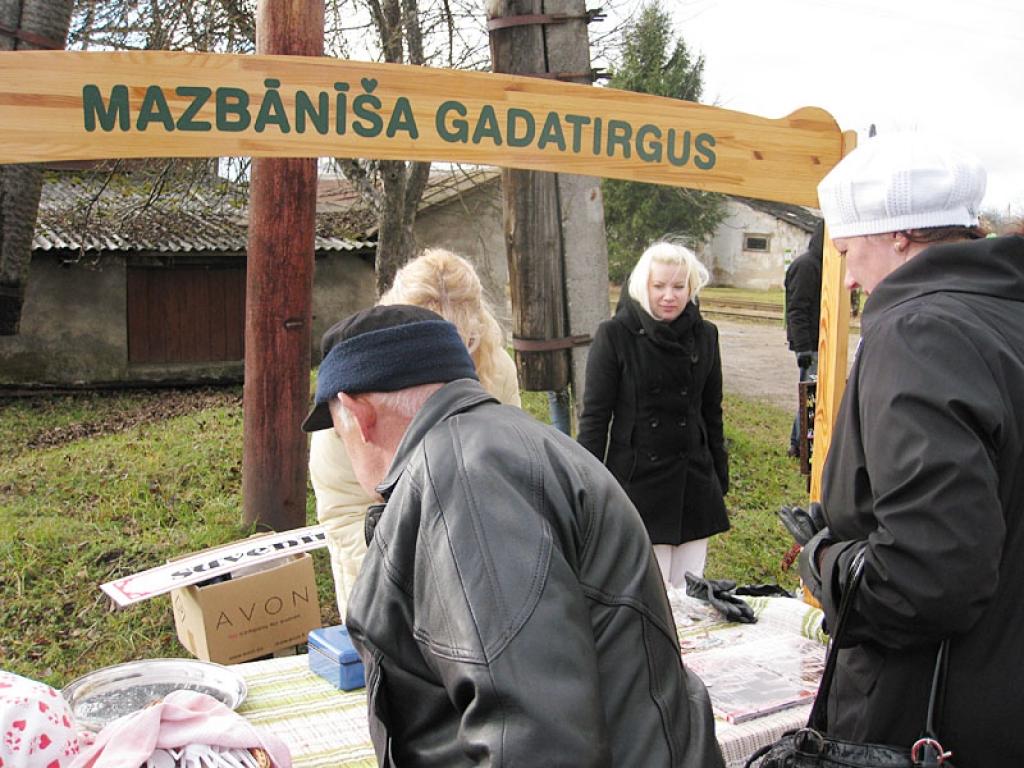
[0,669,81,768]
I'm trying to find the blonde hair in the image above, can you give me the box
[627,239,710,318]
[380,248,506,394]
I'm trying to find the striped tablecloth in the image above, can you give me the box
[236,594,825,768]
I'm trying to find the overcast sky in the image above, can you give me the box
[606,0,1023,214]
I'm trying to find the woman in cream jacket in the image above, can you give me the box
[309,248,520,617]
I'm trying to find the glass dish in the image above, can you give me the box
[62,658,247,732]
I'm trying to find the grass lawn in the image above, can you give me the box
[1,383,807,687]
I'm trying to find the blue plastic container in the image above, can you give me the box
[307,625,365,691]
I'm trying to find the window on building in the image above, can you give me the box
[744,234,771,251]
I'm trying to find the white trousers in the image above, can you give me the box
[653,539,708,588]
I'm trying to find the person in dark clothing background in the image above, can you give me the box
[784,220,824,457]
[578,240,729,587]
[800,133,1024,767]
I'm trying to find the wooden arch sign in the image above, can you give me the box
[0,50,843,207]
[0,49,851,498]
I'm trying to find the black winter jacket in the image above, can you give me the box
[577,296,729,544]
[346,379,724,768]
[784,221,824,352]
[800,236,1024,767]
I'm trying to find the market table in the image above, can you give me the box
[235,593,826,768]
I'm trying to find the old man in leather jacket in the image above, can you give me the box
[302,304,723,767]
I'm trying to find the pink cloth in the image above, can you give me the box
[0,669,81,768]
[69,691,290,768]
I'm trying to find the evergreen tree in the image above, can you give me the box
[602,2,724,282]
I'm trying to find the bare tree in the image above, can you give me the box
[64,0,490,293]
[323,0,498,293]
[59,0,624,296]
[347,0,431,293]
[70,0,255,52]
[0,0,75,335]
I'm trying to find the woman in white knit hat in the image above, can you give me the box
[798,133,1024,767]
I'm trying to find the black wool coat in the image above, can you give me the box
[578,296,729,545]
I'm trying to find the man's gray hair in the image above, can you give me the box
[331,383,442,430]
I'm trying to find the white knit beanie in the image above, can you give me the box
[817,133,986,238]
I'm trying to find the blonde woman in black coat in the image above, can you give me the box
[579,240,728,587]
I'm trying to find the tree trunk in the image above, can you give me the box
[241,0,324,531]
[375,160,412,294]
[0,0,73,335]
[373,156,430,293]
[343,0,431,297]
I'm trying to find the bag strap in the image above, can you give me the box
[807,549,865,731]
[806,549,950,749]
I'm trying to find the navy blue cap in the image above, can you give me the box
[302,304,478,432]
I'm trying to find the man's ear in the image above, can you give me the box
[339,392,377,443]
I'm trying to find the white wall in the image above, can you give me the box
[413,181,512,331]
[700,199,812,289]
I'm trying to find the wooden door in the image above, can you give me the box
[127,265,245,363]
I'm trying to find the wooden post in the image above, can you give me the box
[488,0,609,406]
[242,0,324,530]
[809,130,858,500]
[546,0,610,423]
[489,0,569,392]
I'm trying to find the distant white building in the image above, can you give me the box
[699,196,821,289]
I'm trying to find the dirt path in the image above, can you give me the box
[20,387,241,452]
[714,317,858,412]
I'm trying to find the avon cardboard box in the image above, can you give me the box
[171,553,321,664]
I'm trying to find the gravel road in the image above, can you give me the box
[714,317,858,412]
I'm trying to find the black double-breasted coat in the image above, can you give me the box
[578,296,729,545]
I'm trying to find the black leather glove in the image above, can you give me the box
[777,502,827,547]
[797,527,835,605]
[684,573,757,624]
[796,351,814,370]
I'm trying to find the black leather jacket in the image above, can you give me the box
[346,379,723,767]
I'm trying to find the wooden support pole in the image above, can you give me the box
[488,0,609,406]
[490,0,569,392]
[546,0,610,423]
[809,130,858,500]
[242,0,324,530]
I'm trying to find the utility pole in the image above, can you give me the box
[487,0,610,426]
[242,0,324,530]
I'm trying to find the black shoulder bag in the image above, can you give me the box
[745,552,954,767]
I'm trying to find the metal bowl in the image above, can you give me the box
[62,658,247,732]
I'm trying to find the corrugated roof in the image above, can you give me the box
[34,172,374,254]
[732,195,821,233]
[317,166,501,237]
[417,166,501,210]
